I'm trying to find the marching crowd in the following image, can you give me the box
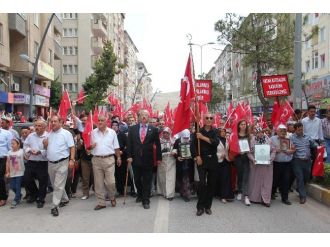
[0,105,329,217]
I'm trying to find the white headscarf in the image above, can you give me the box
[180,129,191,143]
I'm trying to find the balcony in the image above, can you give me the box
[91,37,104,55]
[8,14,26,37]
[54,40,62,60]
[53,14,63,35]
[92,19,107,38]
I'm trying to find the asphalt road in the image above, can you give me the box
[1,189,330,233]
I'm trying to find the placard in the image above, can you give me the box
[239,139,250,153]
[195,80,212,103]
[179,143,192,159]
[261,74,291,98]
[255,144,271,165]
[280,138,290,151]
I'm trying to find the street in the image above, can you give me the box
[1,189,330,233]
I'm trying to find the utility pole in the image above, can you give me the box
[293,13,302,110]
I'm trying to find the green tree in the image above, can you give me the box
[49,76,62,109]
[214,13,295,117]
[83,41,117,111]
[209,82,225,112]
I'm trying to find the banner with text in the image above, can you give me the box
[261,74,291,98]
[195,80,212,103]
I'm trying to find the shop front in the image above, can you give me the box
[13,93,30,116]
[0,91,14,113]
[34,94,49,119]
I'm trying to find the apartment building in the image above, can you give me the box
[0,13,61,117]
[301,13,330,108]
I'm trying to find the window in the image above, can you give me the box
[75,46,78,55]
[63,28,67,37]
[34,14,40,27]
[68,65,73,74]
[319,27,325,42]
[68,28,72,37]
[63,46,67,55]
[74,65,78,73]
[312,51,318,69]
[63,83,68,90]
[320,54,325,68]
[48,49,52,65]
[63,65,68,74]
[69,46,73,55]
[34,41,39,58]
[0,23,3,44]
[305,60,310,72]
[73,83,78,92]
[73,28,78,37]
[68,83,73,92]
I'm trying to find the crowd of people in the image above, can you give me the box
[0,104,329,217]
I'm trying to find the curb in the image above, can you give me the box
[306,183,330,207]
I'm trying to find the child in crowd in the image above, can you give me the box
[5,138,25,208]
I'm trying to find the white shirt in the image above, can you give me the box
[91,127,119,156]
[301,116,324,140]
[24,131,48,161]
[47,128,74,162]
[0,128,12,157]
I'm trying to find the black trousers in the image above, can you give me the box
[115,157,127,195]
[132,165,152,205]
[216,160,234,200]
[197,155,218,210]
[24,160,48,203]
[272,161,291,201]
[0,157,8,201]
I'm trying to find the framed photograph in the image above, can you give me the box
[239,139,250,153]
[179,143,192,159]
[255,144,271,165]
[280,138,290,151]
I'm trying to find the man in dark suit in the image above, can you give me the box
[127,109,162,209]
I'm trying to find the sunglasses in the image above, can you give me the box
[205,117,213,120]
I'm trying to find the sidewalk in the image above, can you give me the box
[307,183,330,207]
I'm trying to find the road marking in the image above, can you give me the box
[153,197,170,233]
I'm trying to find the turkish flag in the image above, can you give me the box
[181,52,195,111]
[272,100,294,129]
[228,103,246,154]
[244,101,254,125]
[82,112,93,149]
[77,89,85,104]
[92,106,99,126]
[172,52,196,136]
[312,146,325,177]
[58,91,71,120]
[259,112,268,129]
[271,97,280,127]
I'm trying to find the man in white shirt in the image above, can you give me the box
[301,105,324,178]
[90,115,121,210]
[301,105,324,142]
[43,116,75,217]
[23,119,48,208]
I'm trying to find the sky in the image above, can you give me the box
[125,13,226,93]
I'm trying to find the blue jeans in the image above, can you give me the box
[10,176,23,202]
[325,139,330,163]
[292,158,311,198]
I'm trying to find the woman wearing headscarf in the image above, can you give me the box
[172,129,194,202]
[156,127,176,200]
[216,128,234,203]
[248,127,276,207]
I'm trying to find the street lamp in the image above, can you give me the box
[150,88,161,103]
[19,13,55,119]
[188,41,215,78]
[131,72,152,105]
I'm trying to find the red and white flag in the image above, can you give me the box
[172,52,196,136]
[58,90,71,120]
[312,146,325,177]
[82,111,93,150]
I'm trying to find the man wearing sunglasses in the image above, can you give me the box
[191,113,219,216]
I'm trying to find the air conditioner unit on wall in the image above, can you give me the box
[11,83,20,92]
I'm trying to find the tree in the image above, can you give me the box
[49,76,62,109]
[209,82,225,112]
[214,13,295,118]
[83,41,117,111]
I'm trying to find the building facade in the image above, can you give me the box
[0,13,61,117]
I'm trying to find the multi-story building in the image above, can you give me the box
[124,30,139,109]
[301,13,330,109]
[61,13,129,105]
[0,13,61,117]
[134,61,152,104]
